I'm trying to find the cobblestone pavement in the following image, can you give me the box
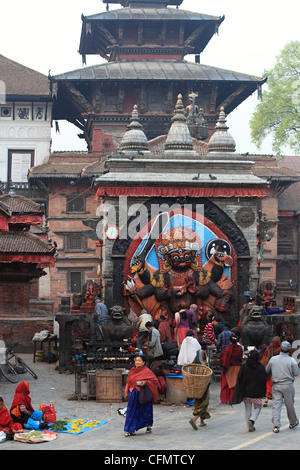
[1,354,300,453]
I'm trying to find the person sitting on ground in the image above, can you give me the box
[0,396,22,439]
[10,381,47,430]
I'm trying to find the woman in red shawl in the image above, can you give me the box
[124,354,159,437]
[0,396,22,439]
[10,381,43,430]
[260,336,281,407]
[219,335,243,405]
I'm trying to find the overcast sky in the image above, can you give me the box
[1,0,299,154]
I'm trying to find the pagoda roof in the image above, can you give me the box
[55,60,263,84]
[83,7,223,22]
[54,60,264,115]
[0,55,51,100]
[79,7,224,57]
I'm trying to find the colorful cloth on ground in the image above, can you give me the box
[50,418,107,434]
[124,388,153,434]
[10,381,34,419]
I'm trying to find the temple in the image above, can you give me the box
[51,0,265,151]
[94,98,267,327]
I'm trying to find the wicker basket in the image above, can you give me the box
[182,364,212,399]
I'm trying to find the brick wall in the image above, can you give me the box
[0,282,29,316]
[0,318,54,351]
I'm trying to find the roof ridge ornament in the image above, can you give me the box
[119,104,149,152]
[164,94,194,151]
[208,106,236,154]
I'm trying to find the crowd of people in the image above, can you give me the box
[2,300,298,442]
[124,303,300,437]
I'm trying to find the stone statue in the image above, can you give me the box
[102,305,133,342]
[125,227,234,323]
[240,305,271,349]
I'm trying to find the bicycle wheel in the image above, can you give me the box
[17,358,38,379]
[0,362,18,383]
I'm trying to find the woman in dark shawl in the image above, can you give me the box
[124,354,159,437]
[233,349,267,432]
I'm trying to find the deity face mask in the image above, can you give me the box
[166,248,197,271]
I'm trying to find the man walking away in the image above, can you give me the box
[265,341,300,433]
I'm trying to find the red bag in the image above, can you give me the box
[39,403,56,423]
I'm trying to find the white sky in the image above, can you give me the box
[1,0,299,154]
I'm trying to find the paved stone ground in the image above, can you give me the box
[0,354,300,453]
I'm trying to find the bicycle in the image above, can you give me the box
[0,342,38,383]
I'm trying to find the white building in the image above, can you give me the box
[0,55,52,191]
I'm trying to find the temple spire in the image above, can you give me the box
[164,94,194,152]
[208,107,236,154]
[119,104,149,152]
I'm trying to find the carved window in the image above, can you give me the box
[65,233,86,252]
[104,93,117,111]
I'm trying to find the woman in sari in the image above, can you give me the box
[10,381,45,430]
[0,396,22,439]
[219,335,243,405]
[124,354,159,437]
[260,336,281,407]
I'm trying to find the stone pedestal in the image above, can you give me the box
[165,376,187,404]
